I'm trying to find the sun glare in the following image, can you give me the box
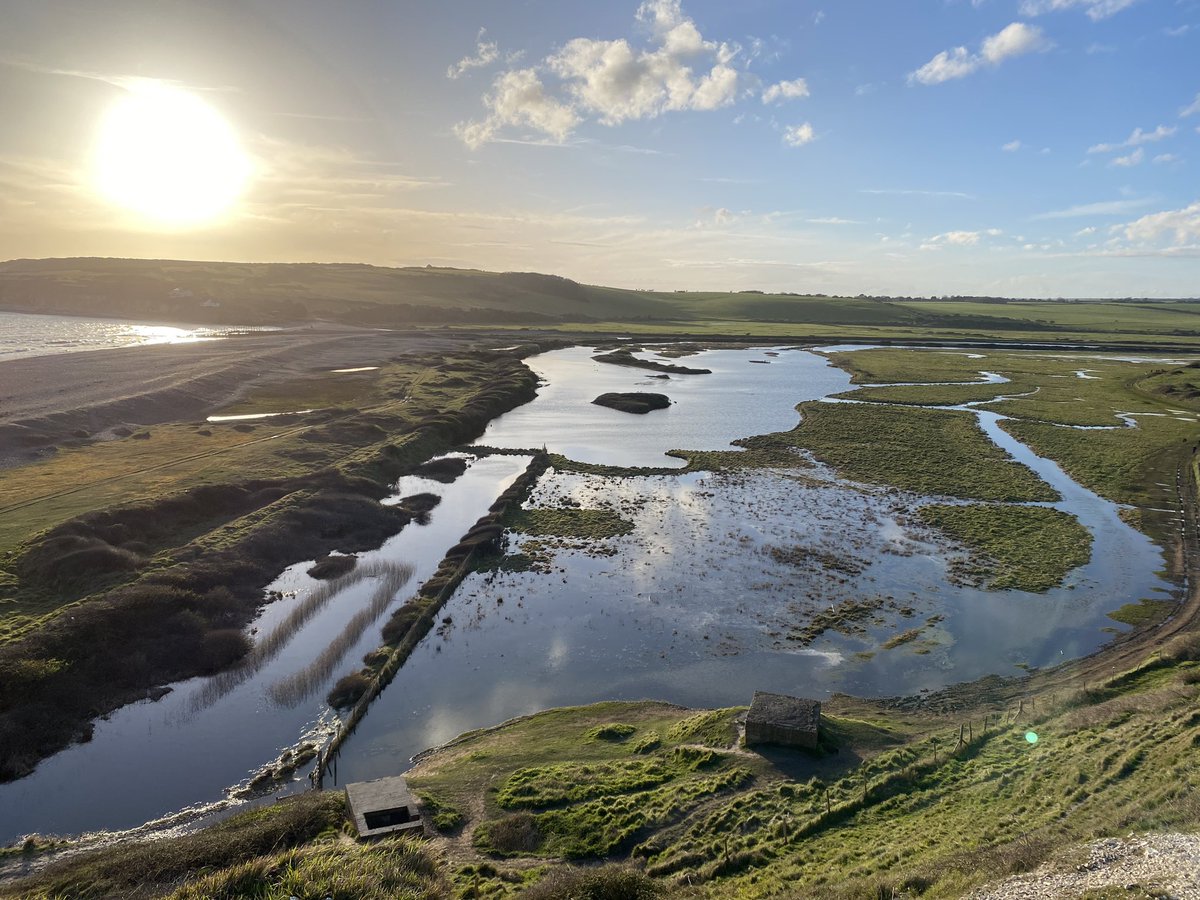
[93,81,250,224]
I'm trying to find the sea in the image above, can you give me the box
[0,310,257,361]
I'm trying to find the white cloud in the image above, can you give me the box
[455,69,580,148]
[909,22,1050,86]
[1018,0,1141,21]
[1033,197,1154,219]
[861,188,976,200]
[1112,147,1145,167]
[922,230,984,249]
[783,122,815,146]
[1165,25,1191,37]
[1088,124,1177,153]
[1123,201,1200,245]
[1153,153,1181,165]
[1181,93,1200,118]
[1002,139,1023,152]
[762,78,810,104]
[448,29,500,79]
[457,0,744,145]
[807,217,862,225]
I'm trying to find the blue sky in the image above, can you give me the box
[1,0,1198,297]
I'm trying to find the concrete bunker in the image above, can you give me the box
[345,775,423,838]
[745,691,821,750]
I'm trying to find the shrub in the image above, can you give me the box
[327,672,372,709]
[474,813,543,856]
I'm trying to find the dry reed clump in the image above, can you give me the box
[306,554,357,579]
[520,866,661,900]
[474,812,544,857]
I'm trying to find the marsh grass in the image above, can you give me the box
[919,503,1092,592]
[792,402,1058,502]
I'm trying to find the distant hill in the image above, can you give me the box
[2,257,1200,342]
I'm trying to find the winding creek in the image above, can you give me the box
[0,345,1179,845]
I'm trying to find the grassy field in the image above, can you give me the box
[917,504,1092,593]
[789,403,1058,502]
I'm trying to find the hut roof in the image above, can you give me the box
[746,691,821,732]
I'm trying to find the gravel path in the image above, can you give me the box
[970,833,1200,899]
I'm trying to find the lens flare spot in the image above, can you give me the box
[1025,731,1039,744]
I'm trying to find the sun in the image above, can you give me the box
[93,81,251,224]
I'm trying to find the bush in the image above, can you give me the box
[327,672,372,709]
[474,813,543,856]
[522,866,661,900]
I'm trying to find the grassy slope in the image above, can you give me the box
[6,258,1200,346]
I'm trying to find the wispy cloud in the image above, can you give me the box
[762,78,810,104]
[1018,0,1142,21]
[447,28,500,79]
[1031,197,1154,219]
[909,22,1050,86]
[1002,139,1023,152]
[1088,124,1176,153]
[1112,147,1144,167]
[861,188,976,200]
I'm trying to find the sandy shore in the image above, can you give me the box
[0,326,473,468]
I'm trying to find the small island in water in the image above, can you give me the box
[591,391,672,414]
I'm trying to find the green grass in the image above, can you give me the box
[919,504,1092,592]
[0,792,350,899]
[792,402,1058,502]
[507,507,634,540]
[1107,598,1178,629]
[1004,416,1196,508]
[167,838,444,900]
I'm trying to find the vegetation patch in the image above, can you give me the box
[789,596,916,647]
[0,792,349,899]
[919,503,1093,592]
[793,402,1058,502]
[508,507,634,540]
[307,553,357,579]
[664,708,742,748]
[767,544,868,577]
[1108,598,1178,629]
[585,722,638,743]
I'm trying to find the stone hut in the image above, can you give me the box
[344,775,423,838]
[745,691,821,750]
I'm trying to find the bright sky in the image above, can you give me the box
[1,0,1198,297]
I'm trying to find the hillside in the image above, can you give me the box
[4,258,1200,345]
